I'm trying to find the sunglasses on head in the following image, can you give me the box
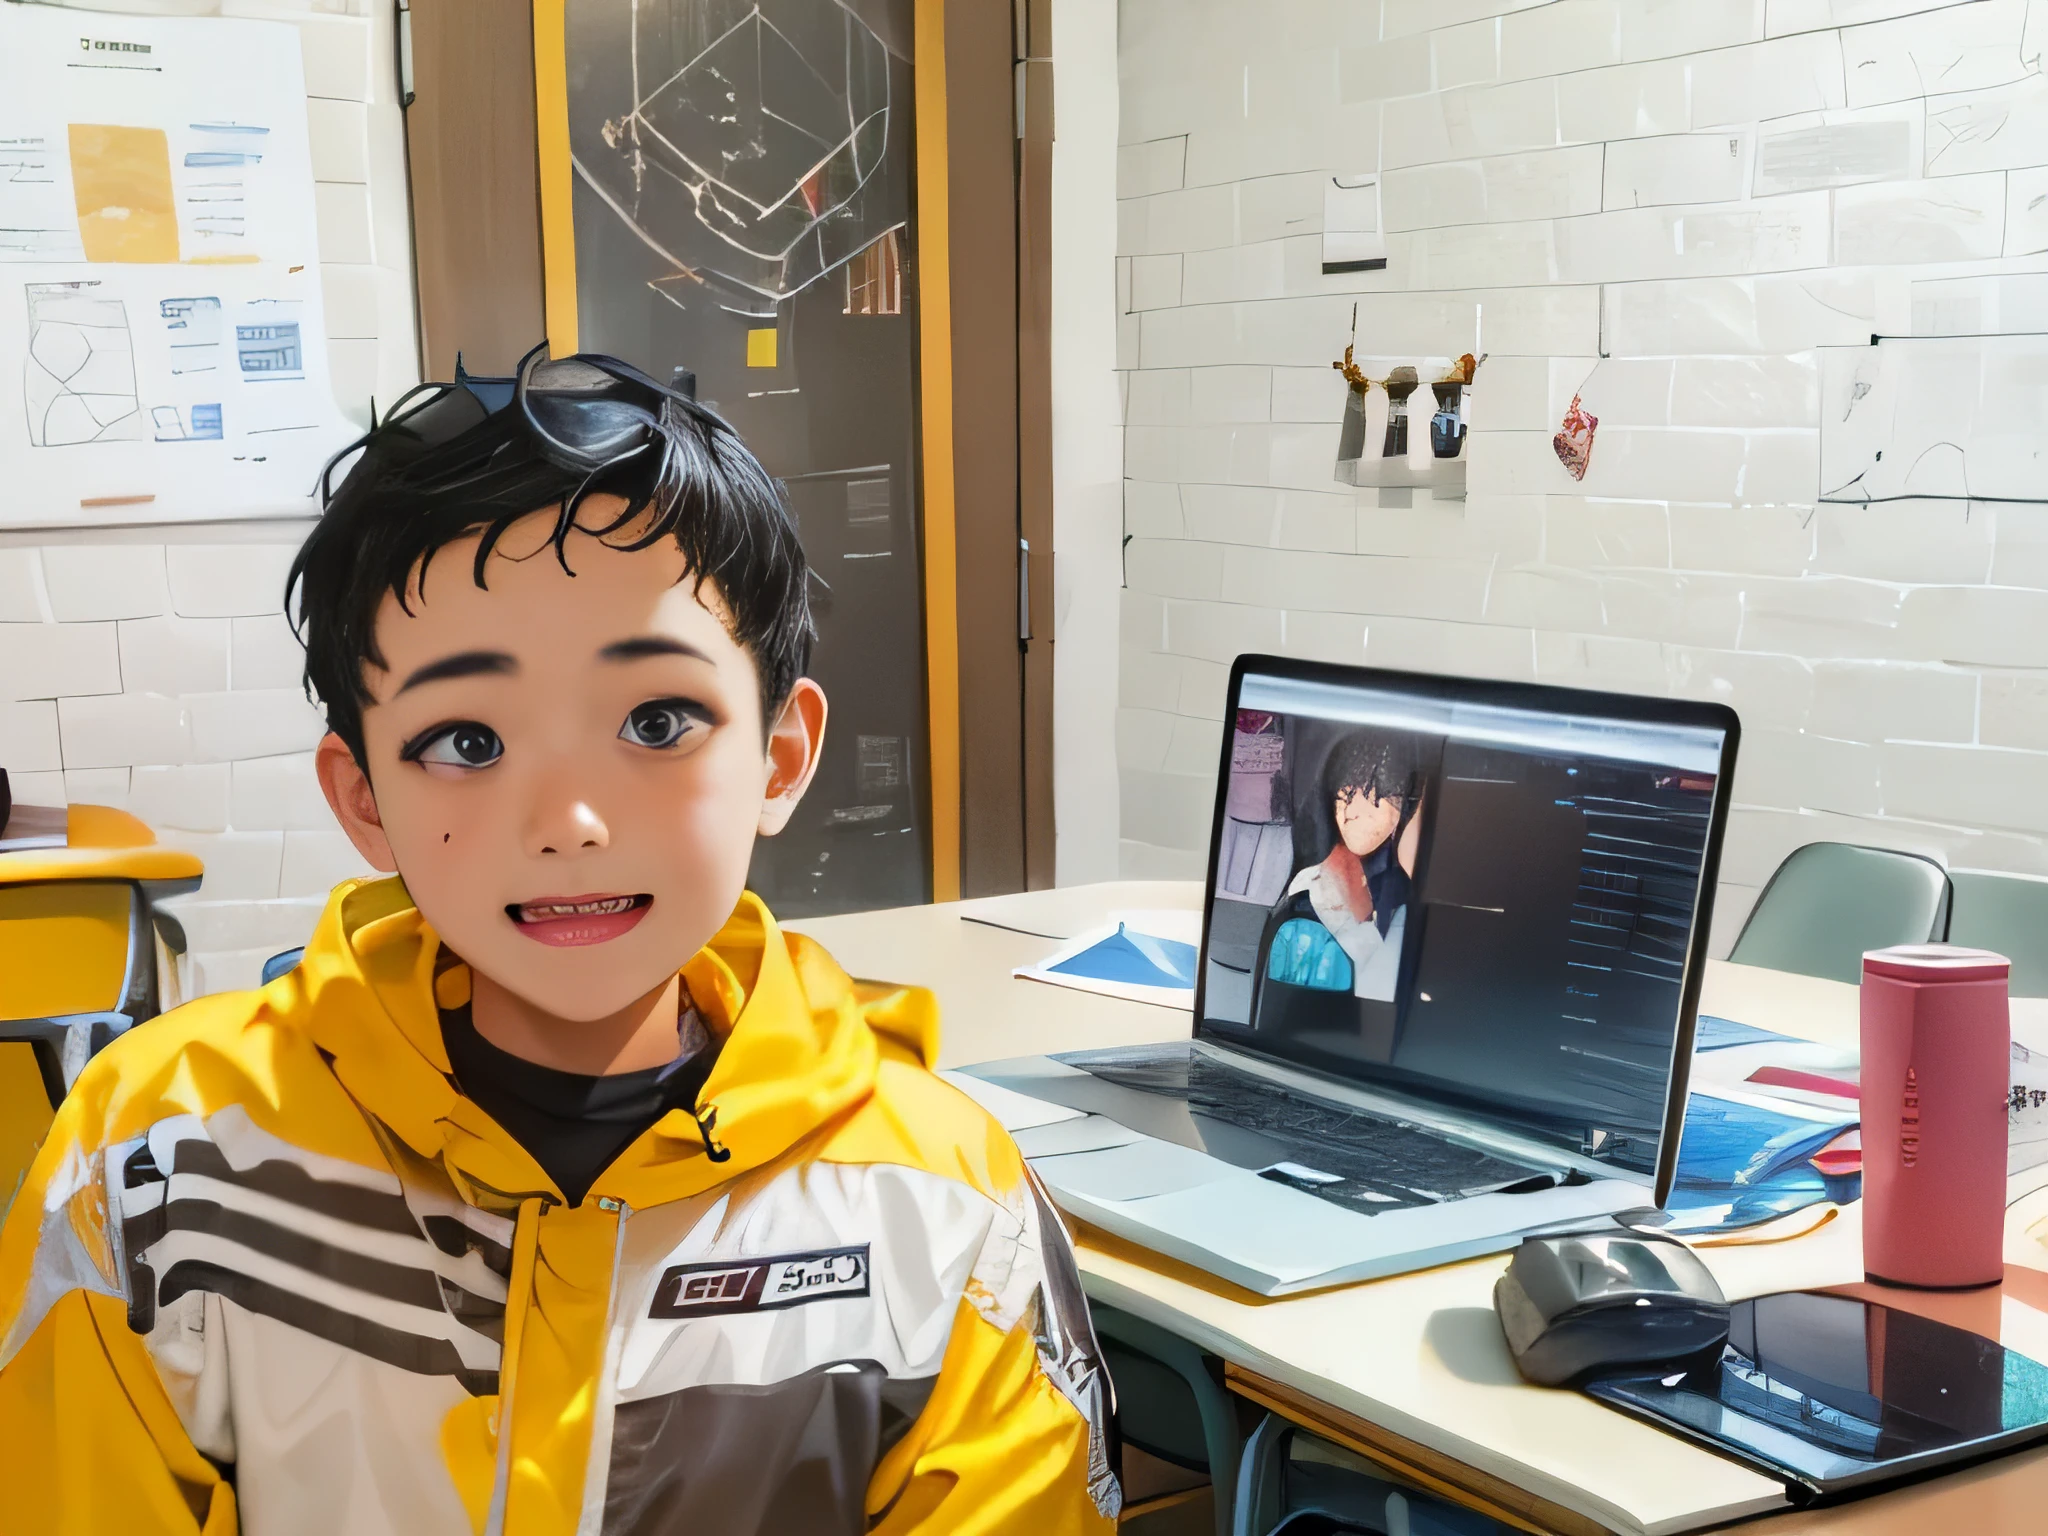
[317,343,700,500]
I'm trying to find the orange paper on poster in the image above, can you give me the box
[68,124,180,264]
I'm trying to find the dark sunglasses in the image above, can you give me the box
[317,343,700,501]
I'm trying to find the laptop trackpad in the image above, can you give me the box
[1028,1139,1224,1201]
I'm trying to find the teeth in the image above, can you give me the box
[522,896,637,920]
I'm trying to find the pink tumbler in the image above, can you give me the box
[1860,944,2011,1289]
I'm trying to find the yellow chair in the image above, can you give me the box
[1,771,202,1216]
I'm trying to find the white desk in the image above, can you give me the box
[790,883,2048,1536]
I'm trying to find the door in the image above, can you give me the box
[551,0,928,916]
[407,0,1049,913]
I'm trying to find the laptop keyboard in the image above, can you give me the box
[1054,1044,1564,1217]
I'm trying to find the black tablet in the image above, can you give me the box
[1587,1290,2048,1500]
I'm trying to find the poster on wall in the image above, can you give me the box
[0,4,353,528]
[1819,333,2048,505]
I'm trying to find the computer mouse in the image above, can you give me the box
[1493,1232,1730,1387]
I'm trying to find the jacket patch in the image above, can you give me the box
[649,1246,870,1320]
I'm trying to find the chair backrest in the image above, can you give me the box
[1100,1334,1212,1469]
[1,873,142,1215]
[1234,1413,1514,1535]
[0,880,137,1022]
[1728,843,1951,987]
[1947,870,2048,999]
[0,877,156,1132]
[0,1039,52,1222]
[1093,1301,1244,1536]
[2,804,201,1216]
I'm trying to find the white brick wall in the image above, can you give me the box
[1,538,369,990]
[0,0,414,994]
[1114,0,2048,955]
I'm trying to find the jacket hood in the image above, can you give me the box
[289,877,938,1211]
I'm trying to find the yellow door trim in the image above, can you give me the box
[914,0,961,903]
[531,0,578,355]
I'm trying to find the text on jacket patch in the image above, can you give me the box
[649,1245,871,1319]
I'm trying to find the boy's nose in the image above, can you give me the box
[527,796,611,856]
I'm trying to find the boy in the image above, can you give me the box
[0,352,1120,1534]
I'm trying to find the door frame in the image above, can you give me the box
[404,0,549,378]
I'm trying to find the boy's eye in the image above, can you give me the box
[620,700,707,750]
[406,722,503,769]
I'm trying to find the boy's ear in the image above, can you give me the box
[758,679,827,837]
[316,732,399,873]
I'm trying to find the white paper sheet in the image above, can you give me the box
[0,5,353,527]
[1819,333,2048,505]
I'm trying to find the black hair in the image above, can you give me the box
[287,366,814,766]
[1292,728,1429,873]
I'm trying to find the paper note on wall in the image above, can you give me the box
[1819,334,2048,506]
[1322,174,1386,275]
[0,5,352,527]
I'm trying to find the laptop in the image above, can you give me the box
[956,655,1740,1295]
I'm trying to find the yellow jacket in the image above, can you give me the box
[0,877,1121,1535]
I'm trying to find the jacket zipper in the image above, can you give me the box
[484,1195,546,1536]
[572,1196,635,1536]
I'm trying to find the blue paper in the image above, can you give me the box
[1047,923,1197,990]
[1694,1015,1796,1051]
[1668,1090,1859,1231]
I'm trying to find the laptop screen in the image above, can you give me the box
[1198,658,1738,1183]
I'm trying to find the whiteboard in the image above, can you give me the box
[0,4,354,528]
[1819,334,2048,505]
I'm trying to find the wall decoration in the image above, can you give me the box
[570,0,903,312]
[1820,333,2048,504]
[0,4,351,527]
[1554,393,1597,482]
[1332,335,1478,498]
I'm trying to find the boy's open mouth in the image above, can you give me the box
[506,893,653,947]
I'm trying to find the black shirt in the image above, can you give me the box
[440,1001,718,1206]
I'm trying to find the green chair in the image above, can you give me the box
[1091,1301,1244,1536]
[1728,843,1950,986]
[1232,1412,1514,1535]
[1947,870,2048,998]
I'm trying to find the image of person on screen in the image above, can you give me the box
[1267,731,1428,1002]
